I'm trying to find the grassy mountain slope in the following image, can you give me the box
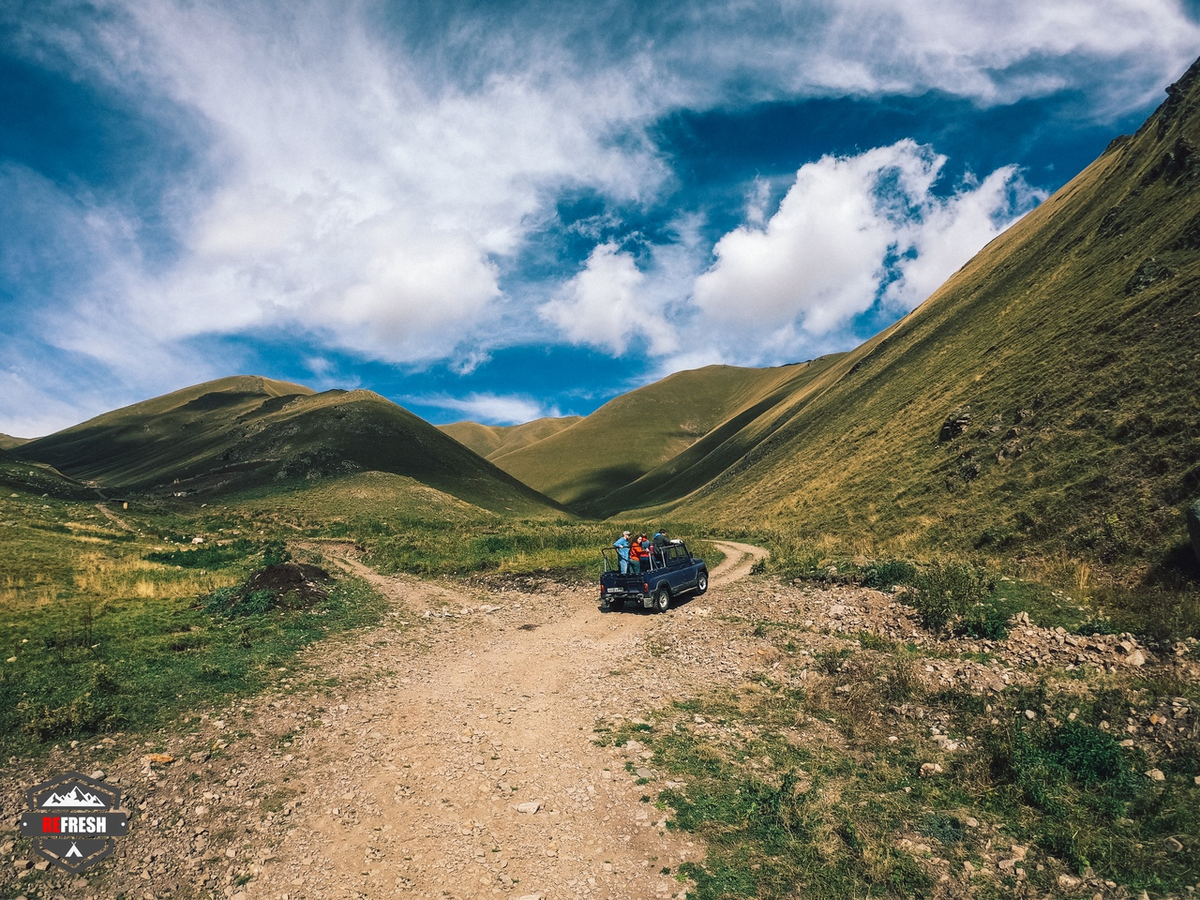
[17,376,563,515]
[488,365,805,509]
[439,416,582,460]
[0,448,95,500]
[0,434,30,450]
[667,58,1200,575]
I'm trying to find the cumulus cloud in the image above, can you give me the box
[540,242,675,355]
[688,141,1040,361]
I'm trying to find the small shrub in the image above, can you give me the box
[918,813,967,845]
[957,603,1009,640]
[908,562,992,634]
[262,539,292,566]
[861,559,916,589]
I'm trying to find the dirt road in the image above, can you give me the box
[2,545,768,900]
[706,541,768,585]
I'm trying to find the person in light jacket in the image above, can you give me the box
[613,531,631,574]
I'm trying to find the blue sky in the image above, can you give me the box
[2,1,1198,436]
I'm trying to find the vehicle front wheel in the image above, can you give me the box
[653,586,671,613]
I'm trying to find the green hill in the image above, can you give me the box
[439,416,582,460]
[17,376,563,515]
[487,364,810,510]
[660,57,1200,576]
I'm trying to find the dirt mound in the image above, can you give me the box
[246,562,331,601]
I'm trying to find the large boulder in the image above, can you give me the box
[1188,499,1200,566]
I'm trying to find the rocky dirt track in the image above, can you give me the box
[3,541,1195,900]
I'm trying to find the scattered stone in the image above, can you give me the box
[919,762,943,777]
[514,801,541,815]
[939,407,972,442]
[1145,768,1165,782]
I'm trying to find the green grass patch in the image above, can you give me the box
[1,571,383,754]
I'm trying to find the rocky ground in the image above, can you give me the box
[2,542,1196,900]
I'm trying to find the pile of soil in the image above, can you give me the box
[245,562,331,603]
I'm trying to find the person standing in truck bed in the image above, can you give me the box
[613,531,631,574]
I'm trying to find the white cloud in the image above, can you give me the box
[687,141,1039,362]
[422,392,561,426]
[18,0,672,370]
[540,243,651,355]
[2,0,1198,433]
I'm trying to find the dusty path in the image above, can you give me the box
[706,540,768,585]
[252,553,705,899]
[94,501,134,532]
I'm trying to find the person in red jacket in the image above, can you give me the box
[638,534,653,571]
[629,535,647,575]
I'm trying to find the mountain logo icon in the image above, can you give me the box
[41,786,106,808]
[20,772,129,874]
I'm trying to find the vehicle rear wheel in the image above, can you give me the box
[695,569,708,595]
[653,586,671,613]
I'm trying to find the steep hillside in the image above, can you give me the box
[439,416,582,460]
[0,434,30,450]
[17,376,563,515]
[667,57,1200,573]
[488,364,816,509]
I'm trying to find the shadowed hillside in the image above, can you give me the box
[486,364,822,510]
[0,450,96,500]
[439,416,582,460]
[660,57,1200,575]
[17,376,564,515]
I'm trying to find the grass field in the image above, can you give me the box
[599,637,1200,898]
[0,482,387,758]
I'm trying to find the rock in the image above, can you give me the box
[514,801,541,814]
[1059,874,1081,888]
[939,407,972,442]
[1024,709,1037,720]
[1125,258,1175,295]
[1145,768,1165,781]
[1166,836,1183,853]
[1125,649,1147,667]
[1188,499,1200,567]
[919,762,943,777]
